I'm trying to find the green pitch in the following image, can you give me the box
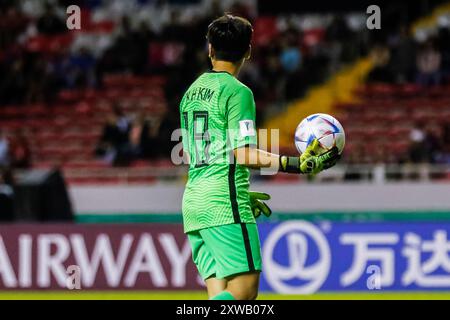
[1,291,450,300]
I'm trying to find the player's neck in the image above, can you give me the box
[211,60,242,77]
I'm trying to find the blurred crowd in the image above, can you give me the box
[0,129,31,169]
[363,18,450,170]
[367,25,450,85]
[0,0,368,108]
[0,0,369,167]
[1,0,450,170]
[408,121,450,165]
[0,129,27,217]
[94,103,176,165]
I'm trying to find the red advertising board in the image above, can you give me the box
[0,224,203,290]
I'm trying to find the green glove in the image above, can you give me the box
[280,139,340,174]
[300,139,323,163]
[249,191,271,218]
[300,139,340,174]
[300,147,340,174]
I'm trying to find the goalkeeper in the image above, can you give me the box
[180,14,340,300]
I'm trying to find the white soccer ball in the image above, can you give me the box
[294,113,345,155]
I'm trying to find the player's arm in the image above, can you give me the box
[235,142,339,219]
[233,141,340,174]
[227,86,279,170]
[227,87,339,174]
[233,146,279,169]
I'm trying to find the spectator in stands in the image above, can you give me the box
[279,29,302,74]
[105,16,144,73]
[26,54,54,104]
[327,14,361,71]
[161,10,185,41]
[118,112,150,164]
[130,21,154,74]
[389,25,416,83]
[416,40,442,86]
[140,115,165,160]
[141,110,178,160]
[48,48,71,88]
[435,123,450,164]
[36,2,65,35]
[66,47,97,88]
[408,122,428,163]
[0,56,27,105]
[0,4,29,51]
[435,145,450,164]
[260,43,284,102]
[95,104,130,164]
[367,44,395,83]
[114,104,131,135]
[96,112,119,163]
[444,123,450,146]
[0,168,14,221]
[0,130,10,167]
[408,122,442,163]
[155,109,178,158]
[9,130,31,169]
[437,27,450,81]
[1,50,61,105]
[279,25,305,101]
[425,125,443,163]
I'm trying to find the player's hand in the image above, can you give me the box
[279,139,340,174]
[300,140,340,174]
[300,139,322,163]
[249,191,271,218]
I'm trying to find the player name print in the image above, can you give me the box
[185,87,215,102]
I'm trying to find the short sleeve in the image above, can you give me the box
[227,86,257,150]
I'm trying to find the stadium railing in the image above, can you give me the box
[32,163,450,185]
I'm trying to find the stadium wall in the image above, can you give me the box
[68,183,450,222]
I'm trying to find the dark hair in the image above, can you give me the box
[206,14,253,63]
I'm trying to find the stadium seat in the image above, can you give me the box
[336,83,450,164]
[253,17,278,46]
[1,72,168,184]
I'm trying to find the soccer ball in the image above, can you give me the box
[294,113,345,155]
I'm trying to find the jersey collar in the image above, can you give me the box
[207,69,233,76]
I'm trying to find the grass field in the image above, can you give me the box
[1,291,450,300]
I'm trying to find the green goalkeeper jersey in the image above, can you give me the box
[180,70,257,233]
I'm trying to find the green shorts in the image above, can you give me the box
[187,223,262,280]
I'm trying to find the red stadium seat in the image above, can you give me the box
[253,17,278,46]
[302,29,325,48]
[3,74,167,183]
